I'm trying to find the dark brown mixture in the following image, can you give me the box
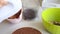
[8,9,22,19]
[53,21,60,26]
[12,27,41,34]
[23,9,36,20]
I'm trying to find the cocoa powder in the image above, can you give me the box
[8,9,22,19]
[12,27,41,34]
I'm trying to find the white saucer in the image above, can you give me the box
[0,0,22,23]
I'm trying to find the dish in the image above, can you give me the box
[7,9,22,23]
[0,0,22,23]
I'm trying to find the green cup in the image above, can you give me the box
[42,8,60,34]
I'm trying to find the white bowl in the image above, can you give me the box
[7,11,22,23]
[0,0,22,23]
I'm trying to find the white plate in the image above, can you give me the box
[0,0,22,22]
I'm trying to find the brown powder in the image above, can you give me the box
[8,9,22,19]
[12,27,41,34]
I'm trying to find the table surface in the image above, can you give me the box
[0,0,49,34]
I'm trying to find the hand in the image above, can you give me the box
[0,0,8,8]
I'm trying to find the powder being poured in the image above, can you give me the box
[0,0,8,8]
[12,27,41,34]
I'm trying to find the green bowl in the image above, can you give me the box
[42,8,60,34]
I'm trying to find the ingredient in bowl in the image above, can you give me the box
[8,9,21,19]
[12,27,41,34]
[23,9,36,20]
[53,21,60,26]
